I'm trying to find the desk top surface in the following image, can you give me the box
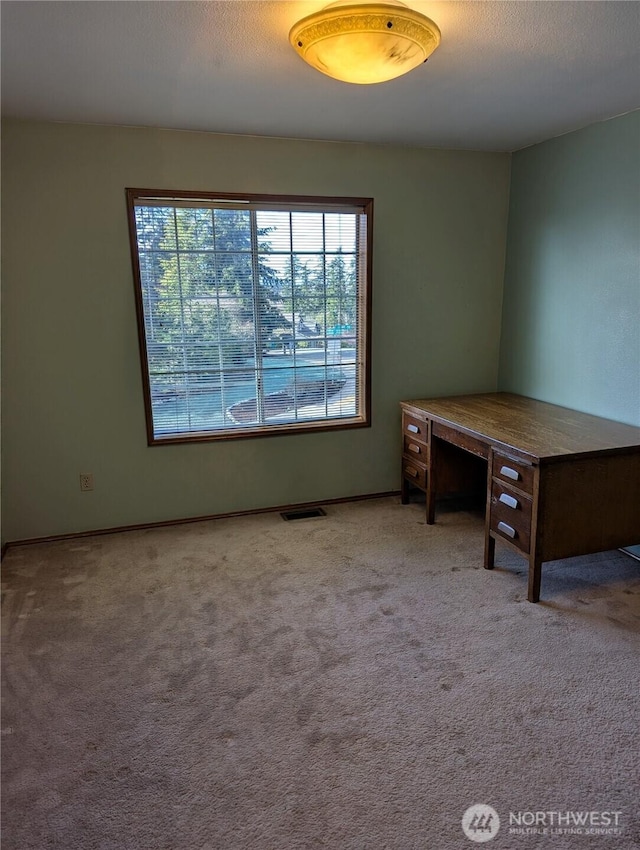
[402,393,640,460]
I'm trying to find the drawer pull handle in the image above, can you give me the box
[500,465,520,481]
[408,443,421,454]
[497,521,516,539]
[407,424,420,434]
[499,493,519,510]
[406,467,418,478]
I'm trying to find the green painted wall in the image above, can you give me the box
[499,111,640,426]
[1,120,510,541]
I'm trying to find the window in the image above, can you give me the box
[126,189,372,443]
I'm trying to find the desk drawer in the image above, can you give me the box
[491,481,532,523]
[403,412,429,442]
[490,511,531,553]
[492,453,535,494]
[432,421,489,459]
[490,485,532,553]
[403,435,429,463]
[402,459,427,490]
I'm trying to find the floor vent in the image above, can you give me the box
[280,507,327,521]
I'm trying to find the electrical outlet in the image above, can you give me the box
[79,473,94,492]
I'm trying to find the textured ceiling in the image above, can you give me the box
[1,0,639,152]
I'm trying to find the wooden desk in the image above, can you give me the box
[400,393,640,602]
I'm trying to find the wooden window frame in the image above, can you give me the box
[126,188,373,445]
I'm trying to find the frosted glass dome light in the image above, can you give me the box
[289,0,441,85]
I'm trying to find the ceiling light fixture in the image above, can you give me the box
[289,0,441,85]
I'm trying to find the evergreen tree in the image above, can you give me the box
[136,205,291,388]
[325,253,356,331]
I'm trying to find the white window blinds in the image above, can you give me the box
[126,189,372,443]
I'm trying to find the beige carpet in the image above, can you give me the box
[2,497,639,849]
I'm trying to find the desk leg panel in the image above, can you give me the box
[484,448,496,568]
[400,463,410,505]
[528,554,543,603]
[538,453,640,561]
[484,535,495,570]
